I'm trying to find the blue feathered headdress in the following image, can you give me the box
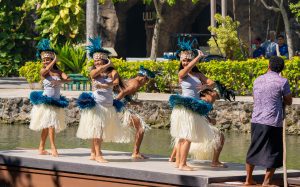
[29,91,69,108]
[175,37,198,59]
[36,38,55,59]
[86,36,111,58]
[138,66,155,79]
[169,94,213,116]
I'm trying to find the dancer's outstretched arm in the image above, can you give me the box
[178,50,204,79]
[90,60,112,79]
[40,54,57,78]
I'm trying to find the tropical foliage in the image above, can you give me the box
[80,57,300,96]
[22,0,85,44]
[55,43,87,74]
[0,0,34,76]
[290,2,300,23]
[19,61,43,83]
[208,14,247,60]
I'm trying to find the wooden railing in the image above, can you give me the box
[64,74,92,91]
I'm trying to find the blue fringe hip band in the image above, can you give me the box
[29,91,69,108]
[76,92,125,112]
[169,95,213,116]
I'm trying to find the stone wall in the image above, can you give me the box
[0,98,299,134]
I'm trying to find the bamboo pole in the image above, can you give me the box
[281,98,288,187]
[283,113,288,187]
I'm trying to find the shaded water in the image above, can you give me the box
[0,124,299,169]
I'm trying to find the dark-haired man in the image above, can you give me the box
[275,35,289,58]
[115,66,155,159]
[252,37,265,58]
[245,56,292,186]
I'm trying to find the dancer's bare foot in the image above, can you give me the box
[262,183,278,187]
[132,153,148,159]
[95,156,108,163]
[169,157,176,162]
[90,153,96,160]
[39,150,50,155]
[179,165,194,171]
[244,180,257,186]
[51,148,58,157]
[211,161,228,168]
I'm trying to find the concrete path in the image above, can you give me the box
[1,89,300,104]
[0,148,299,186]
[0,77,299,104]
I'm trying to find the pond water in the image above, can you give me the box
[0,124,299,169]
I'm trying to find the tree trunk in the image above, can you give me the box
[150,0,164,61]
[280,3,294,58]
[232,0,236,21]
[86,0,98,58]
[248,0,252,56]
[260,0,294,58]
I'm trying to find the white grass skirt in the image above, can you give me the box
[118,109,150,142]
[76,104,130,143]
[170,106,221,159]
[122,109,150,130]
[29,104,67,133]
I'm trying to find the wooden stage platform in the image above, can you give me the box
[0,148,299,187]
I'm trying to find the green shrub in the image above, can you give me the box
[208,14,248,60]
[75,57,300,97]
[112,58,179,93]
[199,57,300,96]
[19,61,43,83]
[110,58,299,96]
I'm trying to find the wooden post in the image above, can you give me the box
[221,0,227,18]
[86,0,97,58]
[248,0,252,56]
[210,0,216,33]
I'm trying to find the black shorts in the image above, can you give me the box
[246,123,283,169]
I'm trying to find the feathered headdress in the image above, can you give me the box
[36,38,55,59]
[176,37,198,60]
[86,36,111,60]
[214,81,235,102]
[138,66,155,79]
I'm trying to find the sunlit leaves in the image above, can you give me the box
[208,14,247,60]
[23,0,84,44]
[290,2,300,23]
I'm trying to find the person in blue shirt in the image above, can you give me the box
[252,37,265,58]
[275,35,289,58]
[262,31,277,58]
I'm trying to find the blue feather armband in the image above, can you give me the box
[29,91,69,108]
[169,95,213,116]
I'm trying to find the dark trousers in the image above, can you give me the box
[246,123,283,169]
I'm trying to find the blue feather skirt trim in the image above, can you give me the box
[169,95,213,116]
[29,91,69,108]
[76,92,125,112]
[76,92,96,110]
[113,99,125,112]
